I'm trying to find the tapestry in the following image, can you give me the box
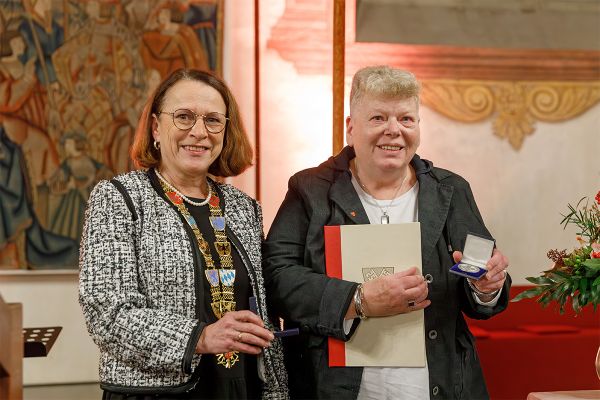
[0,0,223,270]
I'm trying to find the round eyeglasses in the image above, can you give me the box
[158,109,228,133]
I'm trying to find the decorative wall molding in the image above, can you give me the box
[421,80,600,149]
[268,0,600,81]
[267,0,600,150]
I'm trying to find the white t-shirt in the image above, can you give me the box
[350,176,430,400]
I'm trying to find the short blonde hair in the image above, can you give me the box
[350,66,420,111]
[131,69,253,177]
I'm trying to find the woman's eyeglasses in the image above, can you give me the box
[158,109,228,133]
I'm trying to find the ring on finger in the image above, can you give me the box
[237,332,243,342]
[408,300,416,308]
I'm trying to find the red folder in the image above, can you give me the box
[322,223,425,368]
[324,225,345,366]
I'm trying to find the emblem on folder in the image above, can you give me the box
[362,267,395,282]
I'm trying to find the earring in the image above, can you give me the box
[153,140,160,150]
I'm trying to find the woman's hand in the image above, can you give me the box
[195,310,275,355]
[361,266,430,317]
[454,249,509,298]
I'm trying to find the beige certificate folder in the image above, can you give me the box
[324,222,426,367]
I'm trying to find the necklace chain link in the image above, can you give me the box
[352,161,407,223]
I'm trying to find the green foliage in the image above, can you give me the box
[561,197,600,243]
[511,191,600,314]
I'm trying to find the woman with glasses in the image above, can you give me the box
[79,69,288,399]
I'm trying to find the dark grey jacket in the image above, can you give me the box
[263,146,510,400]
[79,170,288,398]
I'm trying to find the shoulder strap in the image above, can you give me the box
[110,178,138,221]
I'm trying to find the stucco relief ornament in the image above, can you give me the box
[420,80,600,150]
[492,84,535,149]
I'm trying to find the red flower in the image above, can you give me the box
[592,243,600,258]
[596,190,600,205]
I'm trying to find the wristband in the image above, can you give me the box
[467,279,500,297]
[354,284,368,320]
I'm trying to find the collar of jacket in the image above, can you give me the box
[322,146,454,267]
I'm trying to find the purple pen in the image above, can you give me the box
[249,296,299,338]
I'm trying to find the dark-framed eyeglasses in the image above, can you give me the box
[158,109,229,133]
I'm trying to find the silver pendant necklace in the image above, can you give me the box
[353,162,406,224]
[155,169,212,207]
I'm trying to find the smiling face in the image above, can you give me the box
[152,79,226,182]
[346,94,420,177]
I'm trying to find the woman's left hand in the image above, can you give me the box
[195,310,274,355]
[453,248,509,295]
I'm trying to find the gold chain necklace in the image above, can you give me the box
[158,177,239,369]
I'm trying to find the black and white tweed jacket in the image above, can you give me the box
[79,170,288,398]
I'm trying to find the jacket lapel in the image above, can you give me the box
[418,173,454,268]
[325,147,452,269]
[329,171,370,225]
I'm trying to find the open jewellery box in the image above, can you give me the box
[449,233,495,280]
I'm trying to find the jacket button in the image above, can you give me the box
[424,274,433,283]
[428,330,438,340]
[432,385,440,396]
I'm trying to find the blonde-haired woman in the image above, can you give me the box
[263,66,509,400]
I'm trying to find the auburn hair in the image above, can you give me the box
[130,69,253,177]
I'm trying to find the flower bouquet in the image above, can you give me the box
[512,190,600,314]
